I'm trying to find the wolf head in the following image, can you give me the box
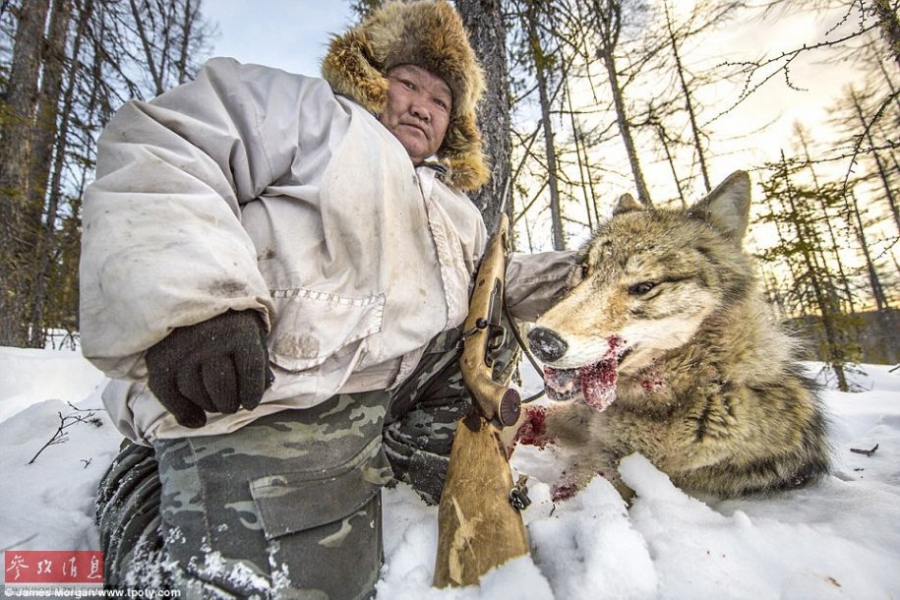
[528,171,755,406]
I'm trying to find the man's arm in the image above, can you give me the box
[504,251,580,322]
[79,59,338,379]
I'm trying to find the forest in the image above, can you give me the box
[0,0,898,388]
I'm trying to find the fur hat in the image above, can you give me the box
[321,0,489,192]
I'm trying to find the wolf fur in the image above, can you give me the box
[519,171,830,499]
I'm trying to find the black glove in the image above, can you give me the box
[146,310,273,428]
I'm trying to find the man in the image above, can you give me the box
[82,1,575,597]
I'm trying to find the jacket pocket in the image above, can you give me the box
[268,288,385,372]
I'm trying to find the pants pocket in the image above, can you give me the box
[248,442,389,599]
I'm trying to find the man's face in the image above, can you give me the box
[379,64,453,165]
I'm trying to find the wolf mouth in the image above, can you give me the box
[543,336,629,411]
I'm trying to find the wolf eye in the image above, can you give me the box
[580,264,590,279]
[628,281,656,295]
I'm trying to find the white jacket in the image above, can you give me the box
[80,58,574,444]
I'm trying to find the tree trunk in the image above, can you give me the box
[526,0,565,249]
[0,0,52,347]
[656,122,688,208]
[849,191,890,311]
[129,0,166,96]
[779,154,849,391]
[567,86,596,230]
[456,0,512,233]
[663,0,711,192]
[871,0,900,71]
[850,90,900,235]
[592,0,652,205]
[176,0,197,84]
[27,0,73,348]
[795,125,857,314]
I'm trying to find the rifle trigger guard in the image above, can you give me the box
[486,324,506,352]
[509,475,531,512]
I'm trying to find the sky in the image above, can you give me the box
[203,1,355,78]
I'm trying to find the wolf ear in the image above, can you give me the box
[613,193,643,216]
[688,171,751,244]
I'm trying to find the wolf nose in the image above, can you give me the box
[528,327,568,363]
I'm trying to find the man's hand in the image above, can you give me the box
[145,310,273,428]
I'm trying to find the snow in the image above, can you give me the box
[1,347,899,599]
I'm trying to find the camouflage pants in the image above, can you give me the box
[95,325,518,599]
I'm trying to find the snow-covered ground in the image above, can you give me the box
[1,345,898,599]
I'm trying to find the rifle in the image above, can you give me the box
[433,208,530,588]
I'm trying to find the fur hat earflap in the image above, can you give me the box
[321,0,490,192]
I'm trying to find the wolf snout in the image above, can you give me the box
[528,327,568,363]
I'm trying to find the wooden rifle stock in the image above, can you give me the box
[433,212,529,588]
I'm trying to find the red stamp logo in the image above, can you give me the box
[4,551,103,584]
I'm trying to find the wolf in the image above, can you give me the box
[516,171,830,500]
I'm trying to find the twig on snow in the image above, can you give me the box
[850,444,879,457]
[28,407,104,465]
